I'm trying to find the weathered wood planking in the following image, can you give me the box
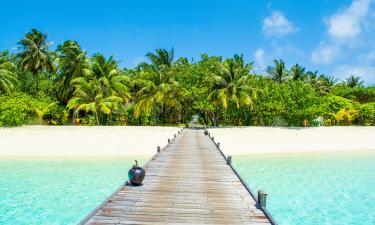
[79,129,272,225]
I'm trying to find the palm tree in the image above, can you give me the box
[267,59,288,83]
[67,77,123,125]
[319,74,337,87]
[208,55,255,109]
[133,68,180,124]
[0,52,18,94]
[346,75,363,88]
[290,64,306,81]
[55,40,90,103]
[145,48,174,70]
[17,29,55,93]
[133,48,179,124]
[90,53,131,102]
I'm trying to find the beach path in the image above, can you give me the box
[79,129,272,225]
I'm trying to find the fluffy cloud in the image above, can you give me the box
[311,0,374,65]
[254,48,266,69]
[326,0,372,42]
[311,42,339,65]
[262,11,298,37]
[333,65,375,83]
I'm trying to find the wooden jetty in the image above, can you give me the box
[79,129,277,225]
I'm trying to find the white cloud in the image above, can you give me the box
[326,0,372,41]
[311,42,339,64]
[333,65,375,84]
[262,11,298,37]
[254,48,266,69]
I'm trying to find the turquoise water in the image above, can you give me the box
[1,153,374,225]
[234,152,375,225]
[0,157,147,225]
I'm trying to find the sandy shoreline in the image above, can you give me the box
[0,126,181,157]
[0,126,374,157]
[207,127,375,155]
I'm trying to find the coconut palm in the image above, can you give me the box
[290,64,306,81]
[90,53,131,102]
[208,55,255,109]
[55,40,90,103]
[267,59,288,83]
[346,75,363,88]
[67,77,123,125]
[0,52,18,94]
[17,29,55,93]
[133,48,179,124]
[145,48,174,70]
[133,68,180,123]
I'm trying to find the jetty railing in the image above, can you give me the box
[205,128,279,225]
[77,127,184,225]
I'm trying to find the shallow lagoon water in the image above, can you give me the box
[234,152,375,225]
[1,152,375,225]
[0,157,147,225]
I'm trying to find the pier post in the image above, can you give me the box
[258,190,267,208]
[227,156,232,165]
[217,142,220,149]
[157,146,160,153]
[174,134,177,138]
[168,139,170,144]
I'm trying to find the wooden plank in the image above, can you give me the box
[79,129,273,225]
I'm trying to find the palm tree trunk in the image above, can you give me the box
[95,111,100,125]
[152,107,157,126]
[35,72,39,94]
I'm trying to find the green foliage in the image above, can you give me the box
[1,28,375,127]
[0,92,61,126]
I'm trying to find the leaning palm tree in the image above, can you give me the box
[55,40,91,104]
[346,75,363,88]
[267,59,288,83]
[17,29,55,93]
[0,52,18,94]
[67,77,123,125]
[290,64,306,81]
[208,55,255,109]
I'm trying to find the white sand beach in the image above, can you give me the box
[0,126,181,157]
[207,127,375,155]
[1,126,374,157]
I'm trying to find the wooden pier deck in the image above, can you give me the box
[79,129,275,225]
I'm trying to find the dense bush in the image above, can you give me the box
[0,92,63,126]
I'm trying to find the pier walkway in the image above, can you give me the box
[79,129,275,225]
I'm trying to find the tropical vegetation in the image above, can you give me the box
[1,29,374,126]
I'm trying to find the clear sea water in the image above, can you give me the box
[234,152,375,225]
[0,157,147,225]
[0,152,374,225]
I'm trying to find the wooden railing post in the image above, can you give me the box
[174,134,177,138]
[168,139,170,144]
[157,146,160,153]
[227,155,232,165]
[258,190,267,208]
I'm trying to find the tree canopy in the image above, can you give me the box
[1,29,374,127]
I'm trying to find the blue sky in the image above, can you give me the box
[1,0,375,84]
